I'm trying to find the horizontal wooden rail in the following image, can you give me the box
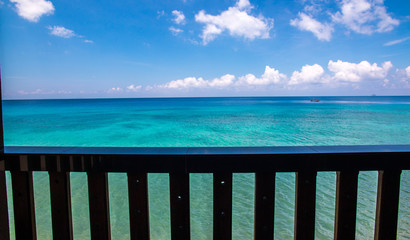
[3,145,410,172]
[0,145,408,240]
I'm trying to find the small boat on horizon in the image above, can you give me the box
[310,99,320,102]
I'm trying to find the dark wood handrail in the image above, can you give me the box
[3,145,409,172]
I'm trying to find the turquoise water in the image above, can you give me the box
[3,96,410,239]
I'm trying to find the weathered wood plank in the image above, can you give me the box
[334,170,358,240]
[128,173,150,240]
[169,173,190,240]
[254,172,275,240]
[374,170,401,240]
[49,171,73,240]
[213,173,232,240]
[11,171,36,240]
[294,171,316,240]
[87,171,111,240]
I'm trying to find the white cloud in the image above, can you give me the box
[169,26,184,35]
[172,10,186,25]
[17,89,72,95]
[384,37,410,46]
[48,26,76,38]
[160,77,208,89]
[200,24,223,44]
[209,74,236,87]
[302,0,323,15]
[107,87,123,93]
[195,0,273,45]
[18,89,42,95]
[159,74,236,89]
[236,0,252,10]
[126,84,142,92]
[289,64,326,85]
[159,66,287,90]
[328,60,393,82]
[238,66,286,85]
[84,39,94,44]
[290,13,333,41]
[10,0,54,22]
[331,0,399,34]
[406,66,410,78]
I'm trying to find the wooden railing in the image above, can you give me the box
[0,145,409,240]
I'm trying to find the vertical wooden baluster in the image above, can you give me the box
[254,172,275,240]
[213,173,232,240]
[49,156,73,240]
[334,170,358,240]
[128,173,150,240]
[374,170,401,240]
[11,170,37,240]
[88,171,111,240]
[294,171,316,240]
[169,173,190,240]
[0,168,10,240]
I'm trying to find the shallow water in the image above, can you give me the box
[3,96,410,239]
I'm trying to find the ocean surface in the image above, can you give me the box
[2,96,410,239]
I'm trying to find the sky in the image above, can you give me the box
[0,0,409,99]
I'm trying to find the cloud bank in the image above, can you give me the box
[155,60,396,90]
[18,61,410,97]
[100,60,407,96]
[328,60,392,82]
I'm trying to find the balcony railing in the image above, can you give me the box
[0,145,409,240]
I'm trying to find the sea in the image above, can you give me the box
[2,96,410,239]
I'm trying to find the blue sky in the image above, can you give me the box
[0,0,409,99]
